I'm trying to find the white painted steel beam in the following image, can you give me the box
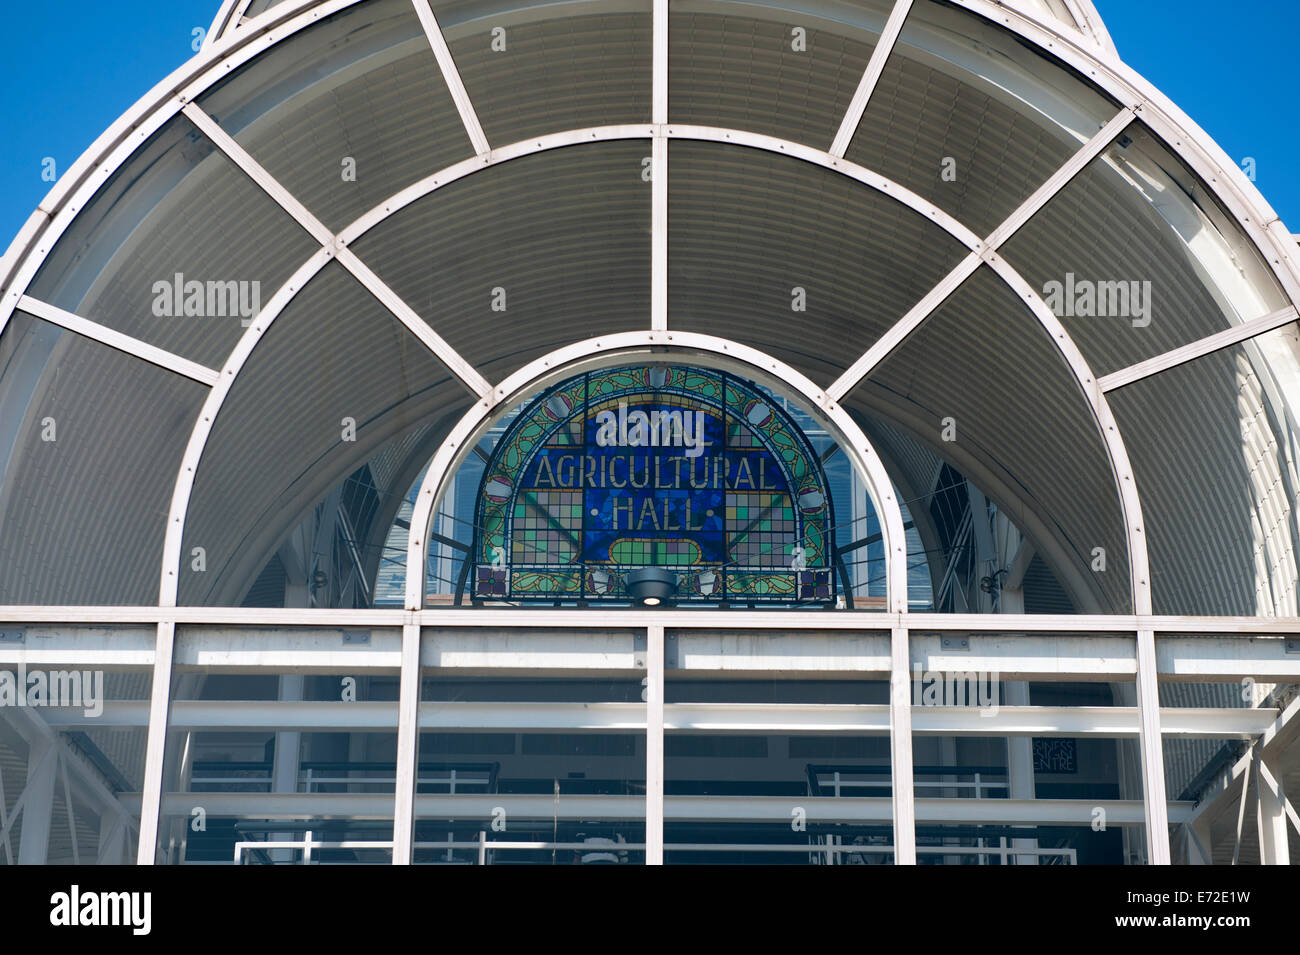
[890,626,915,864]
[1134,628,1170,864]
[43,699,1276,739]
[411,0,490,155]
[181,103,333,245]
[652,0,666,125]
[828,0,914,158]
[4,622,1300,683]
[1254,758,1291,864]
[16,738,56,864]
[0,705,137,824]
[826,254,982,402]
[391,621,421,865]
[651,134,667,332]
[1099,306,1300,393]
[980,109,1135,252]
[131,791,1193,826]
[646,624,664,865]
[17,297,220,386]
[5,606,1300,634]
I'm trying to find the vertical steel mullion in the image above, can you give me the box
[646,624,665,864]
[890,625,916,864]
[392,620,423,864]
[136,619,176,864]
[1135,628,1171,864]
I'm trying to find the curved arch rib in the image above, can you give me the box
[4,0,1284,869]
[143,118,1164,864]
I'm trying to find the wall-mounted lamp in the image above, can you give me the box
[624,568,678,607]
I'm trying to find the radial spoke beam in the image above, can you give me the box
[980,108,1134,251]
[829,0,914,158]
[181,103,333,246]
[827,254,981,401]
[1099,305,1300,392]
[334,248,492,397]
[828,108,1134,402]
[18,296,220,386]
[412,0,490,155]
[651,0,668,330]
[181,101,491,399]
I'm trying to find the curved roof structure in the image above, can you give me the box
[2,0,1299,868]
[2,0,1296,623]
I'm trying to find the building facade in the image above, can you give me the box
[1,0,1299,864]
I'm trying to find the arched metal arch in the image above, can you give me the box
[3,0,1296,335]
[398,331,912,613]
[0,0,1293,867]
[0,0,1290,625]
[144,121,1151,625]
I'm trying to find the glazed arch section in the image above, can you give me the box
[473,364,836,604]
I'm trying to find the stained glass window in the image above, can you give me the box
[472,364,835,603]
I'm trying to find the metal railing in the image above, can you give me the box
[232,832,1074,865]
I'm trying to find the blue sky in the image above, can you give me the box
[0,0,1296,244]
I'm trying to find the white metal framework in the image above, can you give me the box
[0,0,1297,866]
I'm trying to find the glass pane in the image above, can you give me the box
[846,0,1120,237]
[180,262,473,606]
[1000,122,1293,378]
[417,672,647,865]
[28,113,317,371]
[442,2,652,147]
[157,631,401,865]
[0,312,206,604]
[0,639,152,865]
[350,140,651,384]
[669,138,969,387]
[198,0,472,231]
[669,2,891,147]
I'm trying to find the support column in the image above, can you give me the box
[17,737,56,864]
[1135,628,1171,864]
[271,674,304,863]
[1004,681,1039,865]
[1185,816,1213,865]
[890,626,916,864]
[646,625,664,865]
[392,620,422,864]
[97,811,129,865]
[1256,758,1291,865]
[137,619,176,864]
[999,582,1038,865]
